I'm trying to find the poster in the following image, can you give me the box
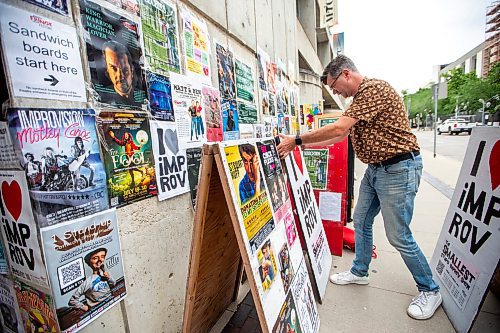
[140,0,180,74]
[260,90,270,116]
[332,32,344,56]
[269,93,276,116]
[267,62,276,94]
[0,122,19,170]
[303,149,328,190]
[0,3,86,102]
[257,47,269,91]
[215,43,236,101]
[41,209,127,332]
[105,0,140,16]
[0,242,7,274]
[150,121,189,201]
[80,0,146,108]
[290,261,320,333]
[14,281,59,333]
[186,148,202,208]
[430,127,500,333]
[223,143,274,253]
[0,171,49,289]
[235,59,255,103]
[0,275,23,333]
[181,9,211,85]
[222,100,240,141]
[238,102,258,124]
[146,72,174,121]
[7,108,109,227]
[202,85,223,142]
[239,124,254,139]
[273,291,303,333]
[23,0,68,15]
[98,111,157,207]
[284,147,332,300]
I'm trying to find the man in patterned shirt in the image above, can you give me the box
[277,55,441,320]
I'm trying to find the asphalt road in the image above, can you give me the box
[413,129,470,162]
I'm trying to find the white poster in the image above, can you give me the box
[150,121,189,201]
[170,72,207,149]
[291,260,320,333]
[0,122,19,170]
[319,192,342,221]
[0,3,86,102]
[430,127,500,333]
[0,171,49,289]
[0,275,24,333]
[284,147,332,301]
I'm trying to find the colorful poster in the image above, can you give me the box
[140,0,180,74]
[430,127,500,333]
[303,149,328,190]
[257,47,269,91]
[146,72,174,121]
[23,0,68,15]
[0,122,19,170]
[186,147,202,209]
[235,59,255,103]
[181,9,211,85]
[41,209,126,332]
[223,143,274,253]
[273,291,303,333]
[80,0,146,108]
[0,171,49,289]
[222,100,240,141]
[7,108,109,227]
[170,72,206,148]
[215,43,236,101]
[202,85,223,142]
[0,275,23,333]
[150,121,189,201]
[98,111,157,207]
[238,102,258,124]
[284,147,332,301]
[0,3,86,102]
[14,280,59,333]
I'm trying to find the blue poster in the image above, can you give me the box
[222,99,240,140]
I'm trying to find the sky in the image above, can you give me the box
[336,0,495,93]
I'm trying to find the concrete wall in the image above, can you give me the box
[0,0,325,332]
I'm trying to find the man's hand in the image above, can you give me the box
[277,134,296,159]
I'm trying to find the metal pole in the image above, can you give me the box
[481,100,485,125]
[433,84,438,158]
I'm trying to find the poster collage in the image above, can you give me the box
[0,0,319,332]
[220,140,324,332]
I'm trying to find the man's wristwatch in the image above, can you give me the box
[295,134,302,146]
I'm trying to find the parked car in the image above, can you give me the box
[437,118,472,135]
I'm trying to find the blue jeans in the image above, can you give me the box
[350,154,439,292]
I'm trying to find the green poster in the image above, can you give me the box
[303,149,328,190]
[235,59,255,103]
[238,101,258,124]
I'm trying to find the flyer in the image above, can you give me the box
[202,85,223,142]
[7,108,109,227]
[215,43,236,101]
[14,280,59,333]
[150,121,189,201]
[80,0,146,109]
[41,209,126,333]
[97,111,157,207]
[222,99,240,141]
[146,72,174,121]
[170,72,206,148]
[303,149,328,190]
[235,59,255,104]
[23,0,69,15]
[0,122,19,170]
[186,147,202,208]
[181,8,211,85]
[105,0,140,16]
[238,102,258,124]
[257,47,269,91]
[0,241,7,274]
[290,261,320,333]
[0,275,24,333]
[140,0,180,74]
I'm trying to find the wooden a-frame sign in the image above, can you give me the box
[183,142,321,333]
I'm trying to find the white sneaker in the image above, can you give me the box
[407,291,442,320]
[329,270,369,285]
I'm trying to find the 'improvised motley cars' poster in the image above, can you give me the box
[6,108,109,227]
[41,209,126,333]
[80,0,146,109]
[97,111,157,207]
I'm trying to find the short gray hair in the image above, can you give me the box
[321,55,358,84]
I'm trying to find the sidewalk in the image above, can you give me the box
[217,147,500,333]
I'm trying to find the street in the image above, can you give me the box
[414,129,470,162]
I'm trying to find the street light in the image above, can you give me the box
[478,94,499,125]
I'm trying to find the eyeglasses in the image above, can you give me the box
[328,71,344,91]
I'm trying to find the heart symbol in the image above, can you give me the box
[292,147,304,175]
[490,139,500,191]
[1,180,22,221]
[164,128,179,155]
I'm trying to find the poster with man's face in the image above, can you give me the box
[80,0,146,109]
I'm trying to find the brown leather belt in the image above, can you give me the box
[371,151,420,167]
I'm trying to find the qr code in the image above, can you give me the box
[58,258,85,289]
[436,260,445,275]
[111,197,119,207]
